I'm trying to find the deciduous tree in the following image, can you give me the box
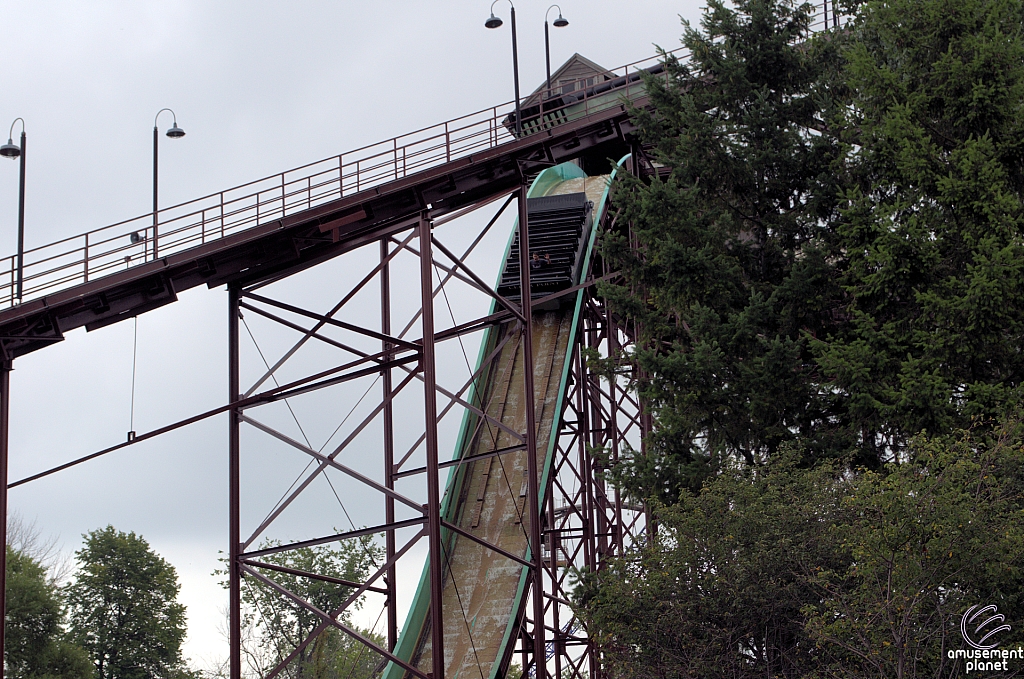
[6,545,92,679]
[224,535,382,679]
[578,422,1024,678]
[65,526,187,679]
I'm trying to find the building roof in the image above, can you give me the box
[522,53,615,108]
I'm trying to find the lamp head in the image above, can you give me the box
[553,13,569,27]
[485,13,503,28]
[166,124,186,139]
[0,139,20,160]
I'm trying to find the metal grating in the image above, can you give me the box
[496,193,592,302]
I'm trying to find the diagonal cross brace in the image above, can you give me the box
[241,564,430,679]
[263,528,427,679]
[241,369,420,549]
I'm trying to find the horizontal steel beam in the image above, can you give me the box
[240,517,426,559]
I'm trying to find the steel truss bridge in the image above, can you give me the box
[0,8,840,676]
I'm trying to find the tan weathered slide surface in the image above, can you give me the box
[388,169,612,679]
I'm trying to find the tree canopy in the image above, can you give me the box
[600,0,1024,497]
[578,424,1024,678]
[600,0,850,500]
[65,526,188,679]
[813,0,1024,461]
[5,545,92,679]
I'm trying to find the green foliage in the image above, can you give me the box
[5,546,93,679]
[602,0,1024,503]
[222,535,382,679]
[583,0,1024,675]
[577,421,1024,678]
[65,526,187,679]
[599,0,850,499]
[804,422,1024,675]
[578,452,847,677]
[812,0,1024,460]
[313,627,387,679]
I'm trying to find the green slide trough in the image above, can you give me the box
[383,157,624,679]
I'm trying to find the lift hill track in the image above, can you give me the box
[389,164,617,679]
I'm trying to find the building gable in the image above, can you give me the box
[522,53,614,108]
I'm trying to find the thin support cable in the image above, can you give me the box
[489,327,531,534]
[441,539,487,679]
[240,311,378,534]
[323,472,383,571]
[243,575,301,653]
[315,374,381,455]
[341,602,388,679]
[432,261,529,535]
[242,314,313,449]
[129,316,139,438]
[433,260,475,380]
[241,314,318,528]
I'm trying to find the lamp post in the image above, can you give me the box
[544,5,569,99]
[152,108,186,260]
[485,0,523,137]
[1,119,26,301]
[0,117,21,678]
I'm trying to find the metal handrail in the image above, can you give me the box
[0,7,847,310]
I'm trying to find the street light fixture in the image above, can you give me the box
[152,108,186,260]
[545,5,569,98]
[485,0,522,137]
[2,119,26,301]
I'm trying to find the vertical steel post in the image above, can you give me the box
[228,287,241,679]
[510,6,522,137]
[419,215,445,679]
[381,239,398,652]
[607,313,624,555]
[517,187,546,678]
[0,358,11,677]
[153,126,159,261]
[544,20,552,97]
[575,346,593,572]
[589,307,610,565]
[15,131,25,301]
[547,472,561,679]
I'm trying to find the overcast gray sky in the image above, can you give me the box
[0,1,703,669]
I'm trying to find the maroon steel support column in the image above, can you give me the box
[381,239,398,651]
[517,187,546,678]
[607,313,624,555]
[419,215,445,679]
[228,287,241,679]
[0,358,11,678]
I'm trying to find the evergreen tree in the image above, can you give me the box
[602,0,1024,497]
[812,0,1024,460]
[65,526,187,679]
[579,0,1024,674]
[599,0,849,500]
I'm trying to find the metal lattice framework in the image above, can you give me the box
[211,183,649,679]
